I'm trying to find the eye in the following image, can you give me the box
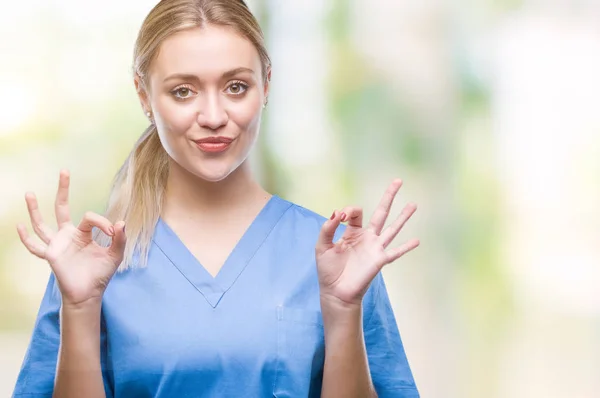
[171,85,196,100]
[226,81,249,96]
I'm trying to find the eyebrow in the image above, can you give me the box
[163,67,256,83]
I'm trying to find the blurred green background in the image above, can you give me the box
[1,1,599,397]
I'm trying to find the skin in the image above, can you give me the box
[137,25,271,213]
[316,179,419,398]
[17,24,419,398]
[134,25,274,275]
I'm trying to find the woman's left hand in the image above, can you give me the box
[315,179,419,310]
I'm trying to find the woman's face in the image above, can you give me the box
[138,25,268,182]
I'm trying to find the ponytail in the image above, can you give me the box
[94,125,169,270]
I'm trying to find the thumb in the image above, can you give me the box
[108,221,127,265]
[316,211,341,255]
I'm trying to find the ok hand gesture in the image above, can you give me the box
[316,179,419,309]
[17,171,126,308]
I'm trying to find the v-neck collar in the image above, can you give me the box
[152,195,292,308]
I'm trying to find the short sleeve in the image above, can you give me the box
[12,273,113,398]
[363,272,420,398]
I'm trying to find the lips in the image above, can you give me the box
[194,136,234,144]
[194,136,234,153]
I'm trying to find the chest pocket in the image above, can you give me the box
[273,306,325,398]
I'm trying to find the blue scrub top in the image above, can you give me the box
[13,195,419,397]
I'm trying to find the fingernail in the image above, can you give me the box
[340,212,347,222]
[330,211,336,220]
[108,226,115,236]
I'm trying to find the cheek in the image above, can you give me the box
[154,100,197,137]
[229,98,262,132]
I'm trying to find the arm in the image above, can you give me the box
[14,171,123,397]
[12,274,113,398]
[315,179,420,397]
[53,301,106,398]
[320,300,377,398]
[320,273,419,398]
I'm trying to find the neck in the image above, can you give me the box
[162,159,270,224]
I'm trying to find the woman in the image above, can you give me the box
[12,1,420,397]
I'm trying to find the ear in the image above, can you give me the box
[134,74,151,114]
[263,67,271,102]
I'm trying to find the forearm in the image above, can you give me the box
[320,299,377,398]
[53,300,106,398]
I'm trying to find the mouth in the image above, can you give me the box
[193,137,234,153]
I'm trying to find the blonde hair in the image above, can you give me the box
[94,0,271,270]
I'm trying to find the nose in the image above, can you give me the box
[197,93,228,130]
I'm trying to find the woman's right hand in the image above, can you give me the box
[17,170,126,309]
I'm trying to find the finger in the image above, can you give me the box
[55,170,72,228]
[77,212,114,237]
[316,211,342,255]
[108,221,127,264]
[16,224,47,259]
[368,179,403,235]
[339,206,363,228]
[385,238,420,264]
[25,192,55,244]
[379,202,417,248]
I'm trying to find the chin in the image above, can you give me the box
[188,162,238,183]
[192,169,233,183]
[172,148,249,183]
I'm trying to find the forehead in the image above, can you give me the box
[151,25,261,80]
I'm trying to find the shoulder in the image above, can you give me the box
[279,196,325,222]
[276,196,346,240]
